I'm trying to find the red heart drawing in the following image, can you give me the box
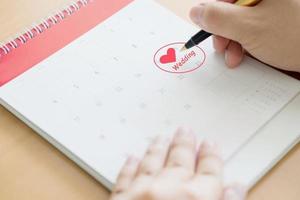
[160,48,176,64]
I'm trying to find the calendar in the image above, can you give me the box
[0,0,299,189]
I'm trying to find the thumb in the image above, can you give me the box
[190,2,254,43]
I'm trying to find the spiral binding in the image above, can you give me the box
[0,0,90,58]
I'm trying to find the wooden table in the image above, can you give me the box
[0,0,299,199]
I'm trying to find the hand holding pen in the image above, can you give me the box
[182,0,262,52]
[182,0,300,72]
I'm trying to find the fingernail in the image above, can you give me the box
[224,186,248,200]
[203,139,216,150]
[176,127,195,139]
[225,50,229,61]
[202,139,221,156]
[225,51,232,68]
[190,4,205,25]
[176,127,187,136]
[127,156,139,164]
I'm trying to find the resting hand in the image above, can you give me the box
[110,128,247,200]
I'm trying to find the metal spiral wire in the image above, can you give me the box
[0,0,91,58]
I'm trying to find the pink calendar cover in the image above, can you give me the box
[0,0,133,86]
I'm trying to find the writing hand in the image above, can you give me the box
[190,0,300,72]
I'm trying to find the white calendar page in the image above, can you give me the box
[0,0,300,187]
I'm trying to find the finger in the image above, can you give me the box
[187,142,224,200]
[217,0,237,3]
[198,0,215,4]
[190,1,254,43]
[112,156,139,197]
[198,0,242,4]
[225,41,244,68]
[137,136,170,177]
[218,0,236,3]
[110,195,128,200]
[212,0,238,54]
[196,140,223,178]
[222,185,248,200]
[165,128,197,172]
[213,35,230,53]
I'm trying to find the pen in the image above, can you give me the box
[181,0,262,51]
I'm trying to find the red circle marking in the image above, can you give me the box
[153,42,206,74]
